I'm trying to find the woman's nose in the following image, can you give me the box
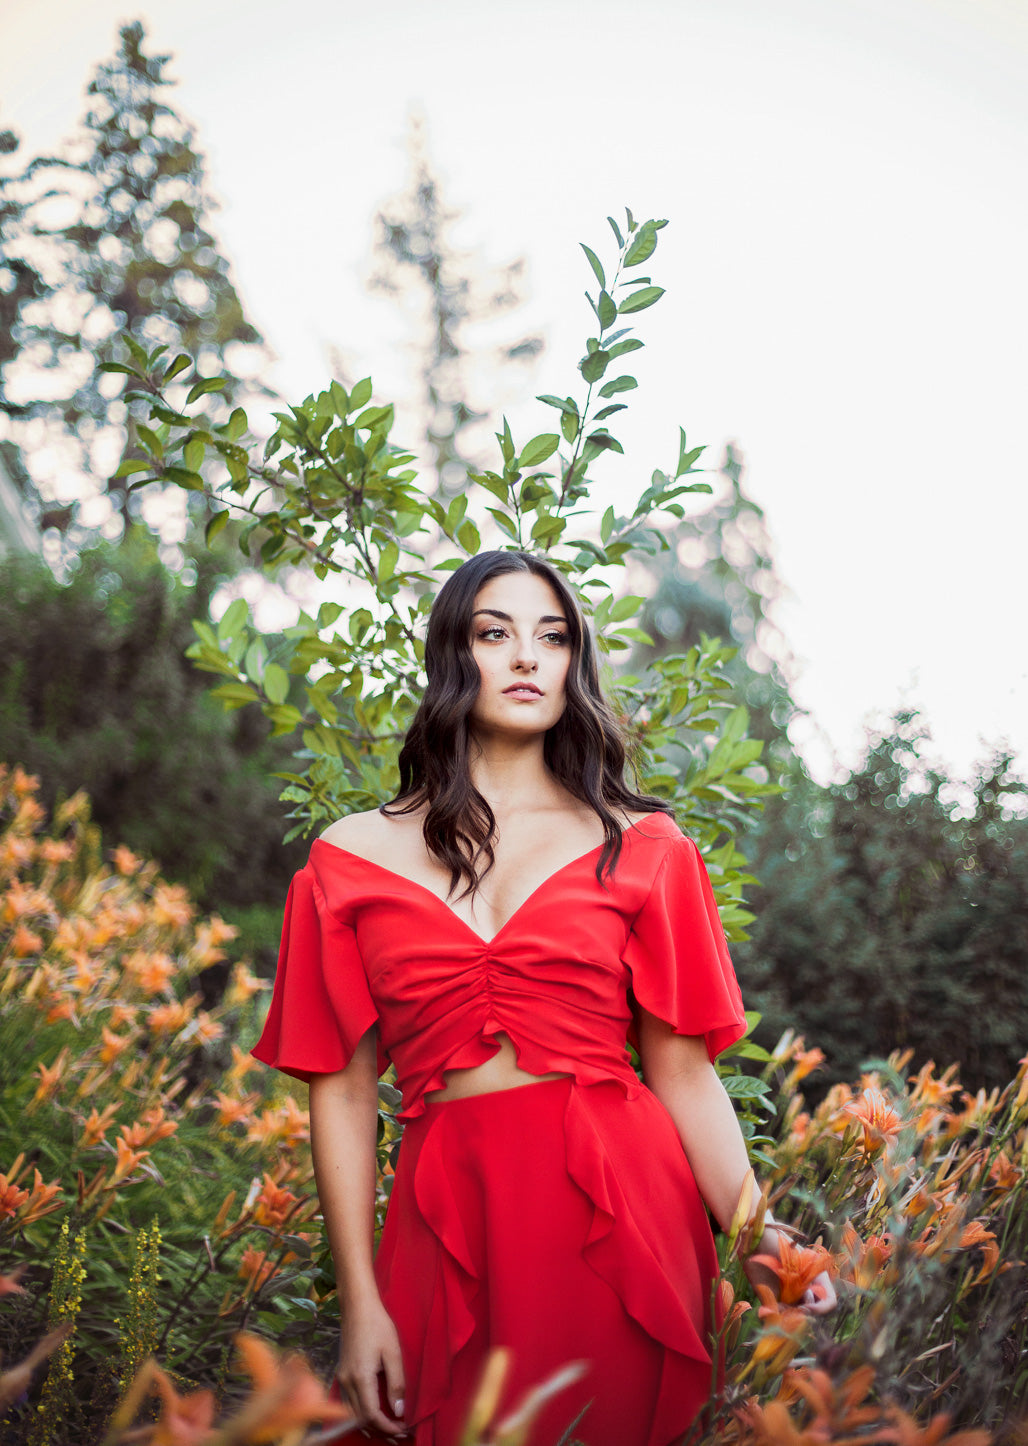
[511,637,539,671]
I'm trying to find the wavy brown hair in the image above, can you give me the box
[382,550,672,897]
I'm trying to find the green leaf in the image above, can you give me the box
[518,433,560,469]
[163,466,204,490]
[378,539,400,583]
[625,222,661,266]
[609,594,644,622]
[498,418,515,464]
[183,435,205,473]
[536,393,578,417]
[227,407,247,441]
[607,216,624,247]
[608,338,644,359]
[218,597,249,642]
[580,350,610,384]
[560,409,579,444]
[597,290,617,330]
[99,360,140,377]
[163,354,191,383]
[205,510,229,545]
[113,457,153,478]
[600,506,615,543]
[457,519,480,553]
[263,663,290,706]
[594,403,628,421]
[618,286,664,314]
[487,507,520,541]
[585,431,624,455]
[580,243,605,288]
[136,424,163,460]
[185,376,229,404]
[210,681,259,709]
[350,376,373,410]
[598,375,638,399]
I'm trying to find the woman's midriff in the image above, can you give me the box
[423,1031,570,1103]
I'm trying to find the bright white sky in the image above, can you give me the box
[2,0,1026,785]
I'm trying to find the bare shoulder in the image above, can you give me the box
[320,806,420,854]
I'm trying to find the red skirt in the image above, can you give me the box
[373,1076,719,1446]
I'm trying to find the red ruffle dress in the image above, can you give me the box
[252,812,747,1446]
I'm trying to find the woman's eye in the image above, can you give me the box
[542,632,570,645]
[477,627,506,641]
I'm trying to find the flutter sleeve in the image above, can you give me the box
[251,861,379,1082]
[623,832,747,1061]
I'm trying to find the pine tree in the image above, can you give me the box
[0,22,266,551]
[368,118,542,497]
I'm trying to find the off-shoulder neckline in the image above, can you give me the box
[311,813,674,947]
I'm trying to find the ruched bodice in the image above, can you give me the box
[253,812,746,1118]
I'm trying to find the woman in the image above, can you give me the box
[253,550,833,1446]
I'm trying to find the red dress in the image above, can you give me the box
[253,813,747,1446]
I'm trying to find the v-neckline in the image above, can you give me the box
[312,820,645,947]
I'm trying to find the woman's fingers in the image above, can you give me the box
[341,1365,407,1438]
[802,1270,838,1315]
[382,1339,407,1430]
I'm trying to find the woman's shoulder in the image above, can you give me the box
[316,805,433,877]
[320,807,389,852]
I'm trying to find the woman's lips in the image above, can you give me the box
[503,685,542,698]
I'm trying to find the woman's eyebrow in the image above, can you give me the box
[472,609,568,624]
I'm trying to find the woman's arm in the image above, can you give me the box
[637,1009,835,1313]
[308,1028,407,1433]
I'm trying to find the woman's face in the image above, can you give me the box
[468,571,572,739]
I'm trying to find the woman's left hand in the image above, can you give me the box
[799,1268,837,1315]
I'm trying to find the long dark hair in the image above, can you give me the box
[382,550,672,897]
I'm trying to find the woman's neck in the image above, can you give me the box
[467,734,563,821]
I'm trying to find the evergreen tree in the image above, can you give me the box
[630,443,799,777]
[368,118,542,497]
[736,711,1028,1094]
[0,22,266,552]
[0,532,305,947]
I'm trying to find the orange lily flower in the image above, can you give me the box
[0,1175,29,1219]
[749,1236,835,1306]
[958,1220,1000,1289]
[0,1264,27,1296]
[215,1092,257,1129]
[32,1047,70,1106]
[237,1248,277,1290]
[989,1150,1020,1195]
[227,1044,256,1083]
[17,1168,62,1224]
[881,1403,990,1446]
[148,1001,193,1036]
[253,1173,299,1230]
[112,845,143,876]
[152,883,193,930]
[192,1011,225,1045]
[226,963,268,1005]
[80,1103,121,1148]
[116,1360,217,1446]
[10,922,44,957]
[843,1087,903,1153]
[132,951,176,996]
[112,1137,149,1182]
[100,1026,134,1064]
[230,1332,352,1443]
